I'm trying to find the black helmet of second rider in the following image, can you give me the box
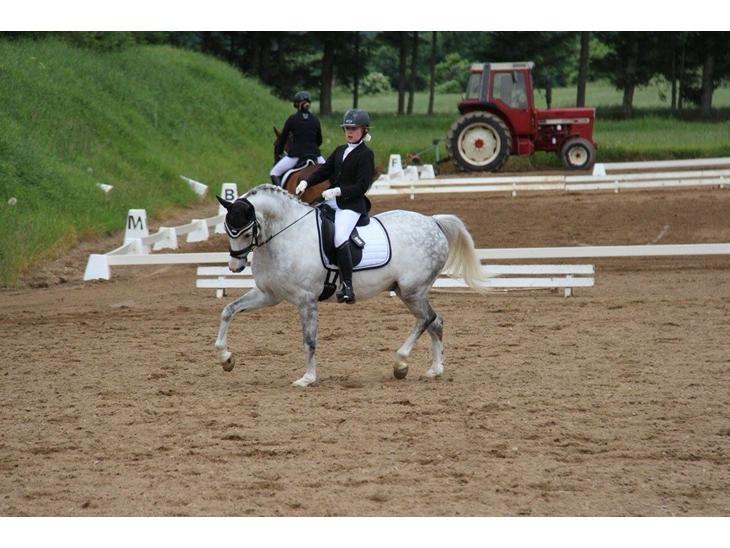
[293,90,312,110]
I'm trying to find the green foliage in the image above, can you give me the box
[435,80,465,94]
[61,32,137,51]
[435,53,470,88]
[360,72,392,96]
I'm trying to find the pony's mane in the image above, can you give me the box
[245,183,305,205]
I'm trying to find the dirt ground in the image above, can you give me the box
[1,186,729,516]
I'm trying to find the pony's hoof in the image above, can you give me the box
[393,365,409,380]
[425,368,442,379]
[292,376,316,387]
[221,355,235,372]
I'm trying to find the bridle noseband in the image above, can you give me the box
[225,218,259,258]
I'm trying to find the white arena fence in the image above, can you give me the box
[196,264,596,299]
[84,179,237,281]
[370,156,730,198]
[83,177,730,297]
[192,241,730,298]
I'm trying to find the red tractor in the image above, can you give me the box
[447,62,597,172]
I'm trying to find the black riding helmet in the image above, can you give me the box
[293,90,311,109]
[340,108,370,128]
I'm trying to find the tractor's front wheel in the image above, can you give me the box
[559,137,596,170]
[447,112,512,172]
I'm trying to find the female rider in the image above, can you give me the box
[270,90,325,186]
[295,109,375,304]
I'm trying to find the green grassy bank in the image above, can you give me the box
[0,39,292,285]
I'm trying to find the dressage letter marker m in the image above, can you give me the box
[124,209,149,245]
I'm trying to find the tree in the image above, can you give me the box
[576,32,589,107]
[319,34,335,116]
[428,32,437,116]
[353,32,361,108]
[695,32,730,118]
[407,32,419,114]
[658,32,730,117]
[594,32,662,117]
[397,32,408,115]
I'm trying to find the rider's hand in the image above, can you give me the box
[321,187,341,201]
[295,180,308,195]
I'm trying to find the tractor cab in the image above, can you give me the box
[448,61,597,172]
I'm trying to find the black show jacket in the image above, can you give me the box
[306,142,375,215]
[275,111,323,159]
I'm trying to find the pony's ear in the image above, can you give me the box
[216,195,233,209]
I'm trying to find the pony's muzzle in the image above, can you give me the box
[228,256,248,273]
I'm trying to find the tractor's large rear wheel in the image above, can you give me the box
[447,111,512,172]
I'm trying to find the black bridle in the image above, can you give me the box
[225,197,319,260]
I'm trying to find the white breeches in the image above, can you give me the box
[270,155,325,177]
[325,199,361,247]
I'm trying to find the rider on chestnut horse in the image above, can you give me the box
[270,91,325,187]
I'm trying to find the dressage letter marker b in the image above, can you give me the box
[216,183,239,234]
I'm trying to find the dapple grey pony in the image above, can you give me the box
[215,184,487,387]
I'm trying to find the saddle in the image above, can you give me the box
[315,204,392,301]
[281,158,317,188]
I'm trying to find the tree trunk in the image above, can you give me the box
[670,48,677,113]
[576,31,589,107]
[701,47,715,118]
[678,37,686,112]
[622,36,639,118]
[397,32,407,115]
[407,32,419,115]
[353,31,360,109]
[320,36,334,116]
[428,31,437,116]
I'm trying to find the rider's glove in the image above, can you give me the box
[321,187,342,201]
[295,180,308,195]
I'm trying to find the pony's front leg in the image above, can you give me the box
[214,288,281,372]
[292,299,318,387]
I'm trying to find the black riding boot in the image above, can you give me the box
[270,175,282,187]
[335,241,356,304]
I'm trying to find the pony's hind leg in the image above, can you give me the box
[395,290,443,379]
[425,311,444,378]
[214,288,281,372]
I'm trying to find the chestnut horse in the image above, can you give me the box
[273,127,330,204]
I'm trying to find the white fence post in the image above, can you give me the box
[187,219,210,243]
[180,175,208,198]
[388,154,404,180]
[83,254,111,281]
[124,209,150,253]
[152,227,178,251]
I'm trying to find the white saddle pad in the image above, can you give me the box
[318,216,392,271]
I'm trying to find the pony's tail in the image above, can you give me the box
[433,214,491,291]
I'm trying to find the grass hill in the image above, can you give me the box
[0,39,292,285]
